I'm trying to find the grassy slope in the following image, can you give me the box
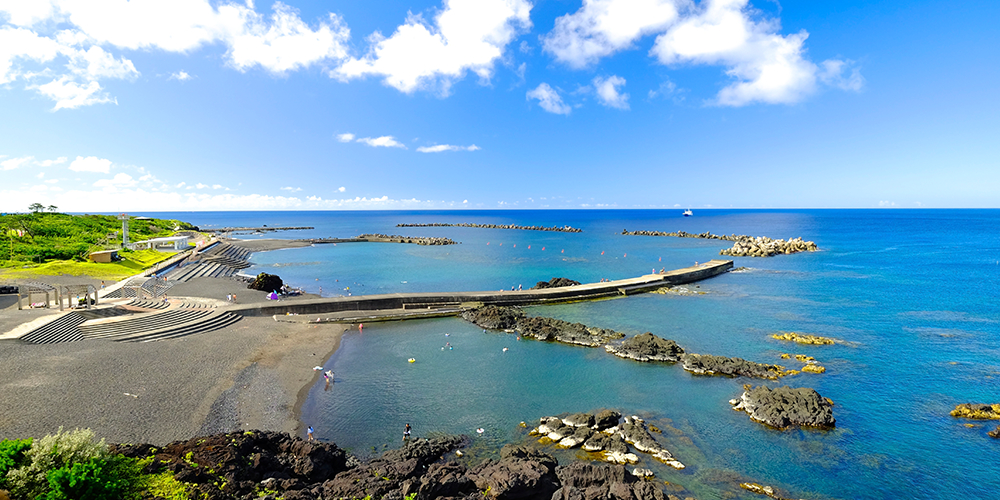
[0,212,197,280]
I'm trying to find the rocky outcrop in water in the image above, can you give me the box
[621,229,818,257]
[729,385,836,429]
[606,332,685,362]
[247,272,283,292]
[462,306,625,347]
[398,222,583,233]
[771,332,838,345]
[989,426,1000,438]
[681,353,785,379]
[532,411,685,470]
[113,430,685,500]
[356,233,457,245]
[531,277,581,290]
[950,403,1000,420]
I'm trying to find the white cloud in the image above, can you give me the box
[220,2,350,74]
[195,182,209,189]
[543,0,681,68]
[541,0,857,106]
[336,133,356,142]
[357,136,406,149]
[175,182,186,188]
[1,156,34,170]
[37,156,67,166]
[170,70,192,81]
[33,76,113,110]
[338,186,346,192]
[280,186,302,192]
[526,83,571,115]
[334,0,532,94]
[417,144,481,153]
[0,0,351,109]
[93,172,136,188]
[592,75,629,109]
[878,200,896,207]
[68,155,112,173]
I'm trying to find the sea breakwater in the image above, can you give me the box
[112,430,693,500]
[398,222,583,232]
[621,229,818,257]
[356,233,457,245]
[729,385,836,429]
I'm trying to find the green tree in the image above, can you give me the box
[43,454,146,500]
[47,205,58,213]
[28,203,44,213]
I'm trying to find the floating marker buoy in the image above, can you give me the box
[624,253,627,257]
[542,247,545,250]
[503,347,508,352]
[561,249,564,253]
[601,251,604,255]
[408,358,416,363]
[476,428,485,434]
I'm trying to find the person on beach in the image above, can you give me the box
[403,423,411,441]
[307,426,314,441]
[226,294,232,302]
[359,323,364,332]
[518,284,522,291]
[232,294,237,303]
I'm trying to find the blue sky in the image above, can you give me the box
[1,0,997,211]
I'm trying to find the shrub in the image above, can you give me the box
[0,438,32,489]
[5,428,107,499]
[43,454,146,500]
[144,472,191,500]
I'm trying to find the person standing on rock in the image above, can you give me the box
[403,423,411,441]
[307,426,314,441]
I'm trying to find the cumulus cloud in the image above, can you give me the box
[0,0,350,109]
[37,156,67,166]
[357,136,406,148]
[592,75,629,109]
[526,83,571,115]
[170,70,192,81]
[69,155,112,173]
[280,186,302,192]
[542,0,859,106]
[338,186,346,192]
[336,133,356,142]
[93,173,136,188]
[334,0,532,94]
[543,0,681,68]
[1,156,34,170]
[416,144,480,153]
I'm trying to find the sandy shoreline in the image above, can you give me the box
[0,240,351,444]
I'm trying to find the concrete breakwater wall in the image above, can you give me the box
[622,229,818,257]
[297,235,457,246]
[230,260,733,317]
[397,222,583,233]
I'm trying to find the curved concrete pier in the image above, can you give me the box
[230,259,733,318]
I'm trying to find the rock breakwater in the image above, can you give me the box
[532,410,685,470]
[729,385,836,429]
[621,229,818,257]
[356,233,457,245]
[399,222,583,232]
[462,305,625,347]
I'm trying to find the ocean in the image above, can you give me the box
[155,209,1000,499]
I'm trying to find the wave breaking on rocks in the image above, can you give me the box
[621,229,818,257]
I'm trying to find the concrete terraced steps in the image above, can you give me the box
[164,261,242,282]
[79,309,215,340]
[127,299,171,310]
[128,311,242,342]
[19,313,86,344]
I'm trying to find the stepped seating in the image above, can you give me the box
[20,313,86,344]
[177,302,214,309]
[77,307,134,320]
[127,299,171,310]
[127,311,242,342]
[79,310,214,340]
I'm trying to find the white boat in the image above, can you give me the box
[683,209,693,217]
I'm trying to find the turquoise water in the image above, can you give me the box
[158,210,1000,499]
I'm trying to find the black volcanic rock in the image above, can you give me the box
[681,353,784,379]
[463,306,625,347]
[531,277,582,290]
[247,272,283,292]
[606,332,685,362]
[461,305,525,330]
[730,385,836,429]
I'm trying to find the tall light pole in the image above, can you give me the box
[118,213,129,248]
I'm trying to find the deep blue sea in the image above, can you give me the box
[152,209,1000,499]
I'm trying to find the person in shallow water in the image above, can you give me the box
[403,423,411,441]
